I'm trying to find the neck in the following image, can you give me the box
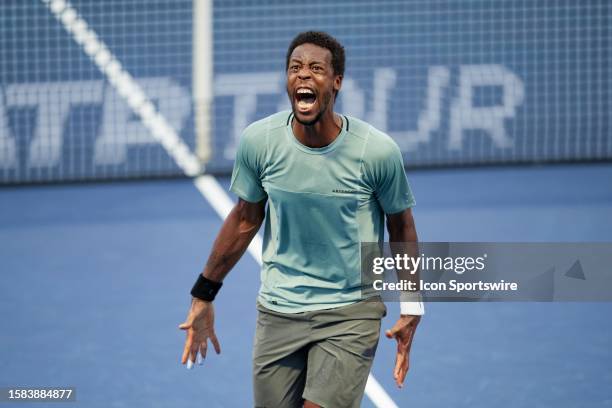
[292,109,342,148]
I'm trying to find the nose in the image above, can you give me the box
[297,66,311,80]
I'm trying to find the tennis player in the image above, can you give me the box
[180,31,424,408]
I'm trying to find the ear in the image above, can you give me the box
[333,74,343,93]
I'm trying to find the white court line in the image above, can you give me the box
[42,1,397,406]
[365,375,400,408]
[43,0,200,177]
[193,175,262,265]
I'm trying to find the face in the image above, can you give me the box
[286,43,342,126]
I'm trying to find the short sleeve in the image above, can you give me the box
[367,136,416,214]
[229,127,267,203]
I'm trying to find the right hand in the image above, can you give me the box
[179,298,221,366]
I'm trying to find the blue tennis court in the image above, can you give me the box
[2,163,611,407]
[1,0,611,406]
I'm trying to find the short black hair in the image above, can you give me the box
[286,31,345,76]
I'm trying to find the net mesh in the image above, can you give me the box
[0,0,194,183]
[0,0,610,183]
[210,0,611,171]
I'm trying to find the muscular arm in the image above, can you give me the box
[202,198,266,282]
[386,208,420,296]
[386,207,418,249]
[180,197,266,367]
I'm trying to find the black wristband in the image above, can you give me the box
[190,275,223,301]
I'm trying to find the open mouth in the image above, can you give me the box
[295,87,317,111]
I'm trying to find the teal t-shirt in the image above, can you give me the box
[230,111,415,313]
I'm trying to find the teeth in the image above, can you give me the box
[296,87,315,111]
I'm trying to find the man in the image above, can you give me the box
[180,31,424,408]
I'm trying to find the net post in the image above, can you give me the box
[193,0,213,165]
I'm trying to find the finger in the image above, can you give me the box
[210,333,221,354]
[395,357,408,387]
[188,348,197,370]
[199,343,207,362]
[393,350,404,382]
[397,366,407,387]
[200,340,208,360]
[394,344,408,385]
[190,343,199,364]
[393,359,400,381]
[197,351,203,365]
[399,342,412,386]
[386,325,400,339]
[394,335,414,388]
[386,321,404,339]
[179,314,194,331]
[181,330,194,364]
[386,328,402,340]
[394,365,403,388]
[399,354,410,386]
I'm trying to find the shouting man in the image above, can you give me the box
[180,31,424,408]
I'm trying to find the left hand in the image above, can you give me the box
[385,315,421,388]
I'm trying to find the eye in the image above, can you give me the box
[289,65,300,73]
[311,65,323,73]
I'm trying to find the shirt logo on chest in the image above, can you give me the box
[332,189,358,194]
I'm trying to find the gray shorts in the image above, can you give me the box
[253,298,387,408]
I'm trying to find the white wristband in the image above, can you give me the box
[399,291,425,315]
